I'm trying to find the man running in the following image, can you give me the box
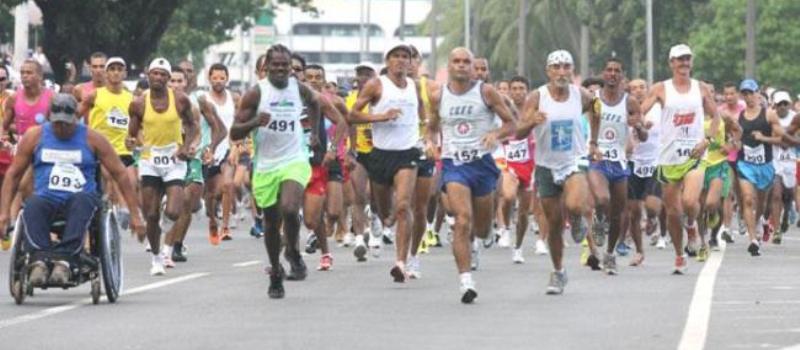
[640,44,721,274]
[74,52,107,108]
[769,91,796,244]
[231,44,340,299]
[127,58,197,276]
[348,43,425,282]
[589,57,645,274]
[516,50,599,294]
[426,47,514,303]
[717,82,746,242]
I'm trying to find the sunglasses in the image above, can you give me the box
[51,105,76,114]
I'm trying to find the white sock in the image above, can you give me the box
[459,272,472,284]
[163,245,173,257]
[426,222,434,231]
[152,254,163,264]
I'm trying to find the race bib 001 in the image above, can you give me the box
[151,143,178,168]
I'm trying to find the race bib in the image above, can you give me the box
[106,107,129,130]
[744,144,766,164]
[550,120,573,152]
[48,163,86,193]
[633,159,657,178]
[505,139,530,162]
[151,143,178,168]
[452,148,480,164]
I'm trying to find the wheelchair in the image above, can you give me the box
[7,191,123,305]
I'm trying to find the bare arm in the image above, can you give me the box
[627,94,647,142]
[756,110,786,145]
[230,85,264,141]
[126,97,144,150]
[784,114,800,146]
[2,93,15,139]
[198,95,226,153]
[701,83,721,139]
[581,87,600,146]
[299,83,322,148]
[348,78,396,124]
[327,95,350,153]
[483,83,515,141]
[640,83,664,116]
[0,126,40,235]
[175,92,197,158]
[516,90,542,139]
[78,91,97,123]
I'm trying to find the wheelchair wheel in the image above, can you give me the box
[8,212,26,305]
[99,209,123,303]
[91,278,100,305]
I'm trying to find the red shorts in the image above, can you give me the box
[506,160,534,191]
[305,165,328,196]
[340,159,350,183]
[796,161,800,185]
[0,150,12,175]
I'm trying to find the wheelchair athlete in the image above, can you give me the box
[0,94,144,286]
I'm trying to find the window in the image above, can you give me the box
[393,24,418,37]
[292,23,384,37]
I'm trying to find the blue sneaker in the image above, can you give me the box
[615,241,631,256]
[250,220,264,238]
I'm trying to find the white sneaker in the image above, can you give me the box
[407,256,421,279]
[368,234,382,258]
[370,212,382,238]
[512,248,525,264]
[497,228,511,248]
[150,255,166,276]
[382,227,394,243]
[656,236,667,250]
[229,218,238,229]
[163,253,176,268]
[535,239,549,255]
[343,232,356,247]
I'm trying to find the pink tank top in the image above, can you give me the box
[13,88,53,136]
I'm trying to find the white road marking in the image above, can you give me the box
[716,300,800,305]
[0,272,209,329]
[232,260,261,267]
[677,247,726,350]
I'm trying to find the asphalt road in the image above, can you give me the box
[1,213,799,350]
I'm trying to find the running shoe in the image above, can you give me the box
[762,222,773,243]
[317,254,333,271]
[221,227,233,241]
[390,264,407,283]
[772,231,783,245]
[285,251,308,281]
[629,253,644,267]
[305,234,318,255]
[353,235,368,262]
[382,227,394,245]
[368,232,382,258]
[615,242,631,257]
[497,228,511,248]
[163,254,176,268]
[535,239,549,255]
[512,248,525,264]
[250,220,264,238]
[1,235,10,251]
[586,254,601,271]
[580,242,590,265]
[424,228,439,247]
[460,277,478,304]
[709,234,720,252]
[268,264,286,299]
[407,256,422,279]
[482,233,495,249]
[673,255,688,275]
[171,242,187,262]
[696,247,709,262]
[721,228,734,244]
[418,238,430,254]
[208,226,221,246]
[781,215,790,234]
[342,232,356,247]
[706,212,720,231]
[748,241,761,256]
[650,232,660,246]
[656,236,667,250]
[48,261,71,286]
[28,261,48,286]
[602,253,618,275]
[545,270,568,295]
[150,255,166,276]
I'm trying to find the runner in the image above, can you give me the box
[640,44,721,274]
[348,42,425,282]
[516,50,599,294]
[127,58,197,276]
[0,65,11,250]
[302,63,348,270]
[589,57,645,274]
[162,67,225,265]
[230,44,342,299]
[769,91,797,244]
[202,63,241,243]
[73,52,106,109]
[426,47,515,303]
[717,82,746,242]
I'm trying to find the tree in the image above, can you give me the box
[2,0,314,84]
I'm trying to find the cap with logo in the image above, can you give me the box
[148,57,171,74]
[49,93,79,124]
[546,50,574,66]
[739,79,759,93]
[105,57,126,70]
[668,44,693,60]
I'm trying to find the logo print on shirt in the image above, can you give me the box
[456,121,471,135]
[672,112,695,127]
[604,128,616,140]
[550,120,574,152]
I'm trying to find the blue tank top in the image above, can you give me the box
[33,123,97,204]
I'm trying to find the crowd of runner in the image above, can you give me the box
[1,41,799,304]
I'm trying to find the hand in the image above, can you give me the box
[481,131,499,149]
[125,137,138,151]
[322,150,336,166]
[228,144,240,166]
[691,139,709,159]
[528,110,547,127]
[175,146,192,161]
[257,112,271,127]
[378,108,402,122]
[589,144,602,161]
[0,214,8,241]
[129,212,146,243]
[751,130,764,141]
[309,134,320,148]
[202,147,213,165]
[424,139,439,160]
[644,120,654,130]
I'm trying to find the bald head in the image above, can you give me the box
[448,47,475,83]
[628,79,647,101]
[472,57,489,82]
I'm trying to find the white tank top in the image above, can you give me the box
[534,84,586,169]
[439,81,495,164]
[371,75,419,150]
[253,77,307,171]
[630,102,662,177]
[774,111,796,167]
[211,90,236,162]
[596,91,629,164]
[659,79,705,165]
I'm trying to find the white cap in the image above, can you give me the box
[546,50,574,66]
[383,42,411,60]
[774,91,792,104]
[669,44,693,59]
[355,62,375,72]
[105,57,126,70]
[148,57,171,74]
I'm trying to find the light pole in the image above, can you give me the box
[464,0,470,50]
[646,0,653,85]
[745,0,756,78]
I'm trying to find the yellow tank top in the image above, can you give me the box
[703,117,727,166]
[346,90,373,153]
[142,89,183,159]
[89,87,133,156]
